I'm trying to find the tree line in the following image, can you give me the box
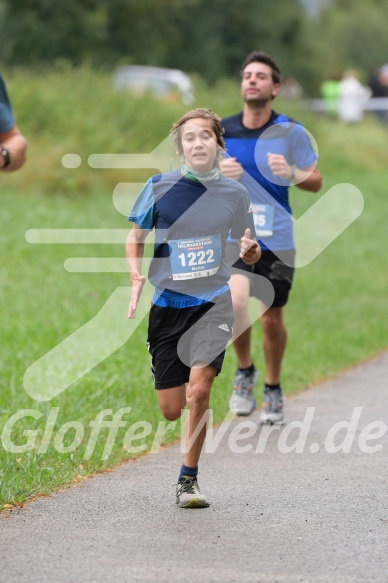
[0,0,387,95]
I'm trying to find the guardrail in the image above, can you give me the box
[305,98,388,112]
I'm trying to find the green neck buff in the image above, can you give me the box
[180,164,220,183]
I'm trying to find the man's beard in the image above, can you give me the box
[244,95,271,107]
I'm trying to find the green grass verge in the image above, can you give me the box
[0,68,387,507]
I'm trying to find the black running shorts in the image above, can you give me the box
[147,291,234,390]
[224,241,295,308]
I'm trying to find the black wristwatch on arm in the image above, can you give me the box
[0,146,10,168]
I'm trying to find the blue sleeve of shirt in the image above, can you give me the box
[128,178,155,230]
[0,75,15,133]
[290,124,317,169]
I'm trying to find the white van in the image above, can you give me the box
[113,65,195,105]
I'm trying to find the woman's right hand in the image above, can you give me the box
[128,274,146,319]
[219,157,244,180]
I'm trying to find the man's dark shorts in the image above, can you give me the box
[147,291,234,390]
[224,241,295,308]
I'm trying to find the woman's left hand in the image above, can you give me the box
[240,228,261,265]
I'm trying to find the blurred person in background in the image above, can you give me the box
[320,73,341,117]
[278,77,303,101]
[0,73,27,172]
[368,65,388,123]
[338,69,371,124]
[220,51,322,424]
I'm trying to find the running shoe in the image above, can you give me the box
[229,367,258,416]
[260,387,284,424]
[176,476,209,508]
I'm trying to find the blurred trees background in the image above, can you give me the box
[0,0,387,95]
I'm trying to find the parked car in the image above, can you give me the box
[113,65,195,105]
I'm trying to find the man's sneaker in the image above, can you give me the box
[176,476,209,508]
[260,388,284,424]
[229,367,258,416]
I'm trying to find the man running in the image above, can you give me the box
[221,51,322,422]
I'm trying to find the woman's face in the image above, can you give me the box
[180,117,218,172]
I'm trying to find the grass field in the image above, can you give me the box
[0,68,387,507]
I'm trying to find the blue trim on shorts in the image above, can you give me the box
[152,285,230,308]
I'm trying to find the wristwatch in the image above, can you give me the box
[0,146,10,168]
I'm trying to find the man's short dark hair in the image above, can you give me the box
[240,51,281,84]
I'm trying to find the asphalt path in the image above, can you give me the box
[1,351,387,583]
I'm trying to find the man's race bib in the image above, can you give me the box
[169,234,221,280]
[252,204,275,237]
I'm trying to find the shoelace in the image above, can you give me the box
[176,477,198,497]
[264,390,283,411]
[234,373,254,393]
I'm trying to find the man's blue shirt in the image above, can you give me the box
[222,111,317,251]
[0,74,15,133]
